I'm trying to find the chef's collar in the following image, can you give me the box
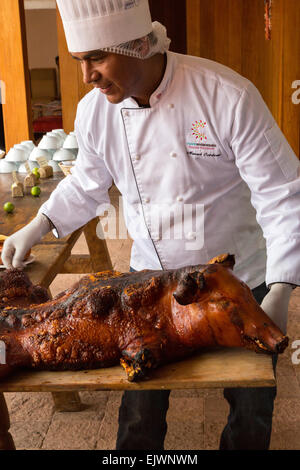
[124,51,176,109]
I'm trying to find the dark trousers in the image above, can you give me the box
[116,272,276,450]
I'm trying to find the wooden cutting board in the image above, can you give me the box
[0,348,275,392]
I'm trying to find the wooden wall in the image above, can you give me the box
[149,0,187,54]
[56,8,92,133]
[186,0,300,157]
[0,0,33,152]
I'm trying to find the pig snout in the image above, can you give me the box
[239,302,289,354]
[201,264,289,354]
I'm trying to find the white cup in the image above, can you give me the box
[47,132,65,147]
[52,129,67,140]
[21,140,36,151]
[53,148,76,162]
[0,160,18,173]
[63,134,78,156]
[38,134,60,156]
[29,147,52,162]
[13,144,30,158]
[6,147,28,162]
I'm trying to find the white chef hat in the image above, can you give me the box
[56,0,170,58]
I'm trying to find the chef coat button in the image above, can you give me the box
[177,196,183,202]
[123,111,130,117]
[144,197,150,204]
[168,104,175,109]
[186,232,196,240]
[170,152,177,158]
[133,154,141,161]
[152,233,160,241]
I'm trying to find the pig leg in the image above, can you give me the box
[120,342,162,382]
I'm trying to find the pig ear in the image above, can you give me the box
[207,253,235,270]
[173,272,205,306]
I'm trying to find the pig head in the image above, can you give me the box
[171,254,288,355]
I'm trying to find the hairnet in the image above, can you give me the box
[100,22,171,59]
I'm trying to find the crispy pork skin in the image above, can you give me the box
[0,254,288,381]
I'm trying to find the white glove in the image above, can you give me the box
[2,213,52,269]
[261,283,294,334]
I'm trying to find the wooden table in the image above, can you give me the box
[0,174,276,450]
[0,349,275,392]
[0,173,113,449]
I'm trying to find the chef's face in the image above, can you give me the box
[71,50,146,104]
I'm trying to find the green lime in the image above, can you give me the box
[3,202,15,213]
[31,186,41,197]
[32,168,40,179]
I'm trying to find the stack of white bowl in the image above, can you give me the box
[21,140,36,152]
[45,129,78,173]
[0,139,37,174]
[63,133,78,157]
[0,130,77,174]
[51,129,68,145]
[38,134,60,158]
[1,147,26,173]
[14,144,30,158]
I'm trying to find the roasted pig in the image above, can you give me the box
[0,254,288,382]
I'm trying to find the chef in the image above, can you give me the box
[2,0,300,450]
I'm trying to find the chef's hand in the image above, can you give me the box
[261,283,294,334]
[2,213,52,269]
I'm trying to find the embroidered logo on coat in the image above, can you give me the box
[186,119,221,158]
[191,120,207,141]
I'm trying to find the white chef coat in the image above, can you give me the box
[39,51,300,289]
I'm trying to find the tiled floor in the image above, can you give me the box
[4,186,300,450]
